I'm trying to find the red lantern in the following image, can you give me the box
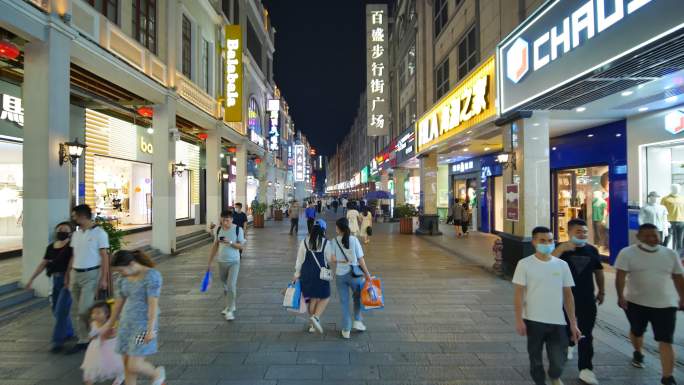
[227,147,237,153]
[255,158,262,165]
[0,41,20,60]
[197,133,208,140]
[137,106,153,118]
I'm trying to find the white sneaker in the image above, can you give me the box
[341,330,351,339]
[152,366,165,385]
[308,325,316,333]
[550,379,564,385]
[112,374,125,385]
[224,311,235,321]
[352,321,366,331]
[221,307,229,315]
[567,346,575,360]
[579,369,599,385]
[310,316,324,334]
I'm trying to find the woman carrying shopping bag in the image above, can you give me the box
[329,217,372,339]
[293,219,332,334]
[26,221,76,353]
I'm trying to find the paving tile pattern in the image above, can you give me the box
[0,210,680,384]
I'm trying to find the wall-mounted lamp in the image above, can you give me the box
[496,152,516,170]
[221,172,229,180]
[172,162,187,177]
[59,138,86,166]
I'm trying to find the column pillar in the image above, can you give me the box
[22,20,73,296]
[206,127,222,227]
[151,95,177,254]
[394,168,408,205]
[235,143,248,206]
[416,152,441,235]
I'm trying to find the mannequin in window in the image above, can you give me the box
[591,191,607,247]
[639,191,669,244]
[661,184,684,251]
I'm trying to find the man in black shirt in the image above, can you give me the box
[553,218,605,385]
[232,203,248,256]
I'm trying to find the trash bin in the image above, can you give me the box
[498,232,534,278]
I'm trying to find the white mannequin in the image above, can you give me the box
[639,191,669,235]
[662,184,684,251]
[672,184,681,196]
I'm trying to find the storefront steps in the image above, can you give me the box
[0,282,47,326]
[174,230,213,255]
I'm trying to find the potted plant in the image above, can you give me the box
[394,204,418,234]
[95,217,126,253]
[252,202,268,228]
[271,199,285,221]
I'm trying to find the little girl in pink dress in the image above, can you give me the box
[81,301,125,385]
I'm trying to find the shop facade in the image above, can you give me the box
[0,80,24,255]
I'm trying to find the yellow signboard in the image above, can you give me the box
[416,56,496,153]
[223,25,242,123]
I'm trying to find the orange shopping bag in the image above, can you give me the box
[361,276,384,310]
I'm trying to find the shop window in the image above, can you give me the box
[233,0,240,24]
[88,0,119,24]
[247,21,264,71]
[132,0,157,54]
[93,156,152,229]
[554,166,610,256]
[400,43,416,89]
[181,15,192,79]
[433,0,448,37]
[201,38,211,93]
[458,26,478,80]
[435,58,450,100]
[0,140,22,253]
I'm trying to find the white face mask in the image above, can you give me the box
[639,242,659,252]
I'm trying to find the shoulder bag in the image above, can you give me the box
[304,240,332,281]
[335,238,364,278]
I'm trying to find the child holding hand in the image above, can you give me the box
[81,301,125,385]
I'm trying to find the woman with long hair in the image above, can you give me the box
[26,221,75,353]
[359,207,373,245]
[102,250,165,385]
[330,218,372,339]
[293,220,332,334]
[345,202,361,236]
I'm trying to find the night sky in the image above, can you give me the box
[263,0,368,156]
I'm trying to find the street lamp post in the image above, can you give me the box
[59,138,87,208]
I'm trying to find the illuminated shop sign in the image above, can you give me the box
[452,161,474,173]
[665,109,684,135]
[416,56,496,153]
[498,0,680,114]
[140,136,153,154]
[267,99,280,151]
[223,25,242,122]
[294,144,305,182]
[366,4,389,136]
[0,94,23,127]
[248,97,264,146]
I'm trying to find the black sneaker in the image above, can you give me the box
[65,343,88,355]
[49,345,64,354]
[632,351,645,368]
[662,376,677,385]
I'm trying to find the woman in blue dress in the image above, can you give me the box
[293,219,332,334]
[102,250,165,385]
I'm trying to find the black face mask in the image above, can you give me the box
[56,232,71,241]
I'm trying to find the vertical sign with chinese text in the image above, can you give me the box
[224,25,242,123]
[505,184,519,222]
[366,4,389,136]
[294,144,305,182]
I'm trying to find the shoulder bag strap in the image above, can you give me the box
[335,238,351,263]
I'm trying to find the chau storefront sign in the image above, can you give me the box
[498,0,681,114]
[223,25,242,122]
[294,144,305,182]
[416,56,496,153]
[366,4,389,136]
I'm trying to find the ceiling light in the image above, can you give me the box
[146,128,154,134]
[552,147,557,151]
[666,96,678,103]
[484,147,491,151]
[638,107,649,112]
[576,107,586,112]
[587,134,594,138]
[463,148,469,152]
[615,133,622,137]
[533,123,540,127]
[621,91,633,96]
[467,131,472,134]
[531,137,538,140]
[638,84,646,89]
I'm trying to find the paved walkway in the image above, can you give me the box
[0,210,679,384]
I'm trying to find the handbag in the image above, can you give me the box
[366,227,373,236]
[304,240,332,281]
[335,238,364,278]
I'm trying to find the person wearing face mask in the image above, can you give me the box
[553,219,604,385]
[513,226,581,385]
[615,224,684,385]
[26,221,76,353]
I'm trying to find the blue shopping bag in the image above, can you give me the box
[282,280,302,308]
[200,270,212,293]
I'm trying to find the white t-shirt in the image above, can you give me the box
[614,244,684,308]
[71,226,110,269]
[512,255,575,325]
[347,209,360,232]
[329,236,364,276]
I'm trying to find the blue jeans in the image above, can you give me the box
[51,274,74,347]
[335,273,364,331]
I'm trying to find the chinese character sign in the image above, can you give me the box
[224,25,242,123]
[366,4,389,136]
[267,99,280,151]
[294,144,305,182]
[0,94,24,127]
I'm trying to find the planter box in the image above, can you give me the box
[253,214,265,228]
[399,217,413,234]
[274,209,283,221]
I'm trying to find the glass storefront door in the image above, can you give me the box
[553,165,610,256]
[175,170,190,219]
[0,140,22,253]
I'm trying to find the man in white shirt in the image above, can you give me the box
[513,226,581,385]
[66,204,110,354]
[615,223,684,385]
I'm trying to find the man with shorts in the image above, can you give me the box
[615,223,684,385]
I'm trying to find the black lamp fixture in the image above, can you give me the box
[59,138,86,166]
[496,151,517,170]
[172,162,186,177]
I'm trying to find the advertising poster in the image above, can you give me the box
[505,184,519,222]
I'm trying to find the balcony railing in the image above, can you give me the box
[175,72,219,118]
